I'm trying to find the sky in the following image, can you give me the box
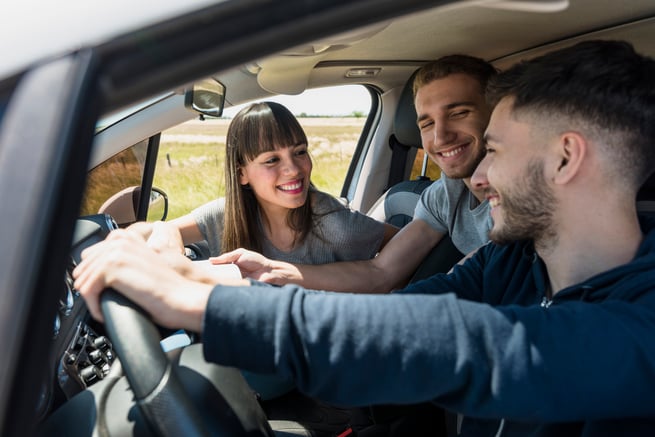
[222,85,372,118]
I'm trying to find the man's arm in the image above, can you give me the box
[203,280,655,420]
[214,219,444,293]
[380,222,400,249]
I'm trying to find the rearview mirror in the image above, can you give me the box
[185,77,225,118]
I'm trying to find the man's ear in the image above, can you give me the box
[553,132,586,185]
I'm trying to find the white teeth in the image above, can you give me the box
[280,181,302,191]
[441,146,464,157]
[489,198,499,207]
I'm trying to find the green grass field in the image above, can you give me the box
[154,117,366,219]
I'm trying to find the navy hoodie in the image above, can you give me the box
[203,218,655,436]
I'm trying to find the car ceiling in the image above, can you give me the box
[94,0,655,174]
[217,0,655,108]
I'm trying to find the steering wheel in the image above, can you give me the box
[100,289,273,436]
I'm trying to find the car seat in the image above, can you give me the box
[368,69,432,227]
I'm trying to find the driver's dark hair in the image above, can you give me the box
[487,39,655,190]
[223,101,314,253]
[412,54,498,97]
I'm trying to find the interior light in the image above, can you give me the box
[345,68,382,78]
[473,0,569,13]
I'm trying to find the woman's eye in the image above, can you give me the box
[263,156,279,164]
[295,149,308,156]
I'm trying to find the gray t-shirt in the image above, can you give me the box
[191,190,386,263]
[413,174,491,254]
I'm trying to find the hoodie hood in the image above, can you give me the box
[557,214,655,303]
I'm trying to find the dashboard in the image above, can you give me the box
[36,214,119,422]
[36,213,273,436]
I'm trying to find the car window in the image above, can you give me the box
[409,148,441,181]
[154,85,372,219]
[79,139,149,216]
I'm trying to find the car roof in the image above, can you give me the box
[6,1,655,102]
[203,0,655,110]
[0,0,218,78]
[87,0,655,177]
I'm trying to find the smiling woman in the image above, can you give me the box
[132,100,399,408]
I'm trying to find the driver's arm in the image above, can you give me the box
[219,219,444,293]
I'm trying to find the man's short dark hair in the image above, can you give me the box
[487,40,655,189]
[412,54,498,96]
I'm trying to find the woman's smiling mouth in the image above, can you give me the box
[278,180,304,193]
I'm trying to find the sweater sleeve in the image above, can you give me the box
[201,280,655,420]
[190,198,225,256]
[310,191,387,261]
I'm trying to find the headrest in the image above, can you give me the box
[393,69,422,148]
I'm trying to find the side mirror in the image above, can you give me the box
[184,77,225,118]
[147,188,168,222]
[97,186,169,227]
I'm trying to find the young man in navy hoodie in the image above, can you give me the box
[74,39,655,435]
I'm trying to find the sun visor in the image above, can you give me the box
[256,56,318,95]
[256,21,390,95]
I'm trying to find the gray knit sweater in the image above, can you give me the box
[191,190,386,262]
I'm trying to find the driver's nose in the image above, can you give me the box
[471,154,490,200]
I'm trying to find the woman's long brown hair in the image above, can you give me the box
[222,101,314,253]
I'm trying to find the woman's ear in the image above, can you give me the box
[553,131,586,185]
[238,167,249,186]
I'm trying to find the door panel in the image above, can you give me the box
[0,51,100,436]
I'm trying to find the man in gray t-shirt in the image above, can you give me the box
[414,173,490,255]
[216,55,497,293]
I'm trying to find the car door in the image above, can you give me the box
[0,52,102,435]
